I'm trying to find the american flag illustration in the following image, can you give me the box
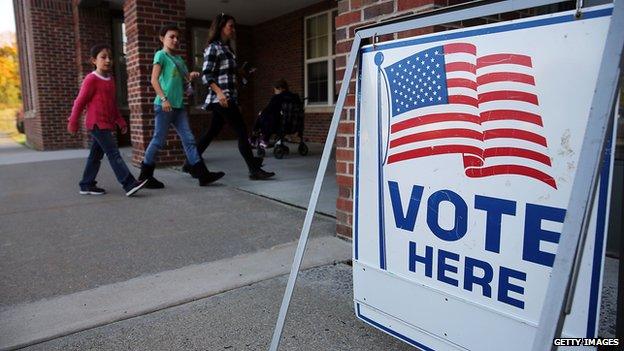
[383,42,557,189]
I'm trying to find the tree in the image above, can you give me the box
[0,43,21,109]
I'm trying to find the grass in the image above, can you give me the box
[0,107,26,145]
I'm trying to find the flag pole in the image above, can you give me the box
[375,51,387,270]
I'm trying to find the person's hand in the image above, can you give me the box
[162,100,172,112]
[189,71,200,80]
[67,124,77,136]
[121,126,128,134]
[217,92,229,108]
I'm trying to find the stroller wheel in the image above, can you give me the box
[298,142,308,156]
[274,145,286,159]
[257,148,266,157]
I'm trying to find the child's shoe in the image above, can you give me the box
[125,179,149,197]
[79,186,106,195]
[249,168,275,180]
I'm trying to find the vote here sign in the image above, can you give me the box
[353,5,616,351]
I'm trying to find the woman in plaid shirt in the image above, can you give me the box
[197,13,275,180]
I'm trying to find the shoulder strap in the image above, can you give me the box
[164,52,190,82]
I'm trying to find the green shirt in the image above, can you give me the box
[153,50,187,109]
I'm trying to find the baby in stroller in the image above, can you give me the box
[250,79,308,158]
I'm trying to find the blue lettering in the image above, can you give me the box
[498,266,526,309]
[523,204,566,267]
[388,181,424,232]
[427,190,468,241]
[437,249,459,287]
[474,195,516,254]
[464,256,493,298]
[408,241,433,277]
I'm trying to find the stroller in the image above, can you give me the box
[252,94,308,159]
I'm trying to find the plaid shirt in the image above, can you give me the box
[202,40,238,105]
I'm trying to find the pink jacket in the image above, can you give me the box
[68,72,126,132]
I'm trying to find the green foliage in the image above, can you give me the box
[0,44,21,109]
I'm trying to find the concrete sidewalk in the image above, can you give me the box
[0,133,619,350]
[0,133,367,350]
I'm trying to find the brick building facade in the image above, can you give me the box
[17,0,602,241]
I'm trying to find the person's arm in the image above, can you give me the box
[151,63,172,112]
[202,44,228,107]
[67,75,95,134]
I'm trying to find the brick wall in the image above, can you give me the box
[124,0,187,166]
[16,0,81,150]
[251,0,336,143]
[13,0,118,150]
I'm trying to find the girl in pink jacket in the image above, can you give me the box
[67,44,147,197]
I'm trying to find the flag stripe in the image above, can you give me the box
[477,72,535,85]
[479,91,539,105]
[483,128,547,146]
[390,128,483,148]
[388,145,482,164]
[465,165,557,189]
[477,54,532,68]
[483,147,551,166]
[391,113,480,133]
[444,43,477,54]
[449,95,479,107]
[479,109,543,126]
[446,62,476,74]
[447,78,478,90]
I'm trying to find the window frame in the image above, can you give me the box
[304,10,337,108]
[111,17,128,110]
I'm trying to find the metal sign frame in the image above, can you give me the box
[269,1,624,350]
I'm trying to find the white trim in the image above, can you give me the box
[304,105,335,113]
[304,9,337,107]
[92,71,112,81]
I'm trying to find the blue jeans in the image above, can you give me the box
[143,105,200,166]
[80,127,136,191]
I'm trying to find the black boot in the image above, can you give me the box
[249,168,275,180]
[190,161,225,186]
[139,162,165,189]
[181,161,196,178]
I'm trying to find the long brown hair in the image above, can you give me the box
[207,13,236,51]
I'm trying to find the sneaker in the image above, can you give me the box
[249,168,275,180]
[79,186,106,195]
[125,179,149,197]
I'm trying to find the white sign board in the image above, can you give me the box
[353,5,615,350]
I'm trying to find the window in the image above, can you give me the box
[112,18,128,108]
[17,0,36,115]
[191,27,210,108]
[305,10,337,106]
